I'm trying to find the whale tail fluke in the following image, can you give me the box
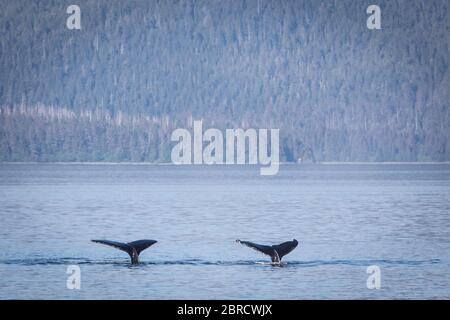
[127,239,158,254]
[236,239,298,263]
[273,239,298,260]
[92,239,157,264]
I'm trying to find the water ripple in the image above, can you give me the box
[0,257,442,267]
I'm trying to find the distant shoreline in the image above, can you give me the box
[1,161,449,165]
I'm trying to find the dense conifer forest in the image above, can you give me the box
[0,0,449,162]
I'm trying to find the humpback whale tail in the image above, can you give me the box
[92,239,157,264]
[236,239,298,263]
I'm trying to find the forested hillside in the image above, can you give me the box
[1,0,449,162]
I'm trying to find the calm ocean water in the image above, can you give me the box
[0,163,449,299]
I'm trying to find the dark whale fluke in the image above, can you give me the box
[236,239,298,263]
[92,239,157,264]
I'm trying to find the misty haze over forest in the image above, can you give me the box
[0,0,449,162]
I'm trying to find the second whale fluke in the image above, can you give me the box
[236,239,298,264]
[92,239,157,264]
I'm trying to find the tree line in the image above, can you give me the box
[0,0,449,162]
